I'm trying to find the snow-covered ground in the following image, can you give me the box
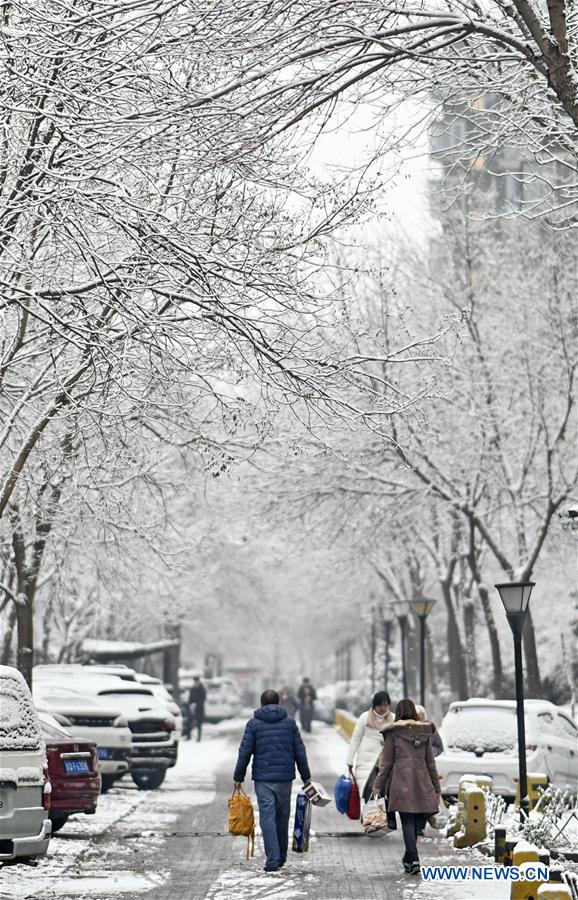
[0,732,231,899]
[1,720,514,899]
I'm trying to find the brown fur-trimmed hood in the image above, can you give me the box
[380,720,435,742]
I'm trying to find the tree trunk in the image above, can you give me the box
[0,603,17,665]
[16,592,34,687]
[463,597,479,695]
[441,580,469,699]
[478,583,504,698]
[523,610,542,696]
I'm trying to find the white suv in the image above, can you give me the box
[0,666,51,863]
[34,670,177,790]
[437,698,578,799]
[135,674,183,739]
[33,686,132,792]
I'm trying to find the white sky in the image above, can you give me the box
[305,98,435,244]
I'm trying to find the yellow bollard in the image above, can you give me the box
[334,709,356,740]
[458,774,493,795]
[512,842,540,867]
[537,886,572,899]
[515,773,549,811]
[453,784,486,848]
[510,844,546,900]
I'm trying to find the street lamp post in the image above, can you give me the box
[495,581,535,821]
[382,605,394,688]
[370,605,376,694]
[393,600,410,698]
[410,597,437,707]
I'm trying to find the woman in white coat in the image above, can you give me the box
[346,691,394,801]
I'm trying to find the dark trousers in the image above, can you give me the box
[400,812,420,863]
[300,707,313,733]
[195,714,204,742]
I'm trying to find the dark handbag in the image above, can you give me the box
[346,777,361,819]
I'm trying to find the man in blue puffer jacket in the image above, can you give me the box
[233,689,313,872]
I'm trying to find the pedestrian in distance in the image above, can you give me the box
[233,689,313,872]
[297,677,317,733]
[279,686,298,718]
[372,698,441,876]
[188,676,206,743]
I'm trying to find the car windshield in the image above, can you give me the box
[34,693,103,708]
[96,691,158,714]
[41,720,71,739]
[442,706,518,753]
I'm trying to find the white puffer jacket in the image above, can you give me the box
[346,709,394,795]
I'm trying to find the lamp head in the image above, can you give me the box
[410,597,437,619]
[495,581,535,615]
[393,599,409,619]
[382,605,395,624]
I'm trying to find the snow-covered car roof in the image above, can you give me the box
[447,698,560,712]
[34,669,154,695]
[33,687,124,718]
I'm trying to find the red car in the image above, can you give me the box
[39,712,102,832]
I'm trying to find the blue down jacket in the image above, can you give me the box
[233,705,311,783]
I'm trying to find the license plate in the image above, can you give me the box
[97,748,109,759]
[64,759,90,774]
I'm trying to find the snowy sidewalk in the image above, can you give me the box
[150,721,510,900]
[2,720,511,900]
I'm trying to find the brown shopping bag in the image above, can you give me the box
[228,786,255,858]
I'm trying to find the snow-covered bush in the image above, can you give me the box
[521,787,578,852]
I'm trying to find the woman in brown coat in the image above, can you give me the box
[372,698,440,875]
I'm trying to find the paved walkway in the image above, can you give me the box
[5,720,508,900]
[122,722,505,900]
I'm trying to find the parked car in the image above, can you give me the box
[0,666,51,864]
[135,674,183,739]
[38,713,101,833]
[36,671,178,791]
[33,685,132,793]
[36,663,184,741]
[80,664,138,682]
[93,681,177,789]
[204,678,242,723]
[437,698,578,799]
